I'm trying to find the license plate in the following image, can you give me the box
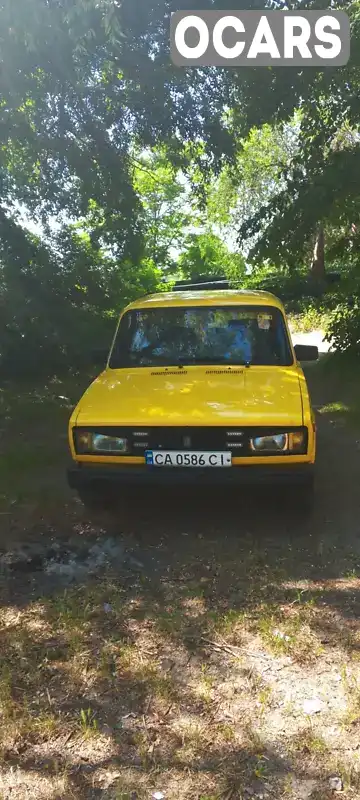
[145,451,232,468]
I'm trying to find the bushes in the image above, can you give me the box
[243,264,360,352]
[326,302,360,353]
[0,272,161,381]
[318,259,360,353]
[287,307,331,333]
[0,308,116,381]
[0,223,162,381]
[243,268,330,312]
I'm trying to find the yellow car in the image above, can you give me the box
[67,285,318,509]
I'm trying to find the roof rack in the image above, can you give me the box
[170,276,243,292]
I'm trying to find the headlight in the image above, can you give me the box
[250,431,306,454]
[251,434,288,452]
[75,430,128,454]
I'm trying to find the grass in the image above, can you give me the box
[341,667,360,726]
[291,727,329,756]
[0,375,88,512]
[79,707,99,737]
[0,565,337,797]
[0,563,357,799]
[212,608,247,642]
[196,664,215,703]
[306,351,360,430]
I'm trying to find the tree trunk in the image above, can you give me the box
[310,225,325,279]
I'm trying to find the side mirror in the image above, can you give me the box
[92,347,109,366]
[294,344,319,362]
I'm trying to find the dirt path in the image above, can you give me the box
[0,364,360,799]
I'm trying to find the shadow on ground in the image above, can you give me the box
[0,362,360,797]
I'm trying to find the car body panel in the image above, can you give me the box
[121,289,288,312]
[72,365,303,428]
[68,289,317,480]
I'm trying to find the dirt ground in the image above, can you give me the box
[1,359,360,799]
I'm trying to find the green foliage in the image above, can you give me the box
[305,245,360,353]
[326,303,360,353]
[0,216,161,380]
[243,265,324,310]
[0,0,241,378]
[133,150,192,273]
[208,120,300,257]
[0,0,359,372]
[228,31,360,264]
[288,307,331,334]
[0,0,235,223]
[79,707,98,736]
[324,261,360,353]
[177,232,246,283]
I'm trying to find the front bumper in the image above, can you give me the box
[68,462,314,489]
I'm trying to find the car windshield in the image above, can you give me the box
[109,305,293,368]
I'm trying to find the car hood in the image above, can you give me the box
[74,365,303,427]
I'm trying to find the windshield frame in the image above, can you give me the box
[108,304,295,369]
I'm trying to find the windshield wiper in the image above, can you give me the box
[162,357,252,368]
[115,356,252,369]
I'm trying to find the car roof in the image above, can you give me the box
[124,289,285,312]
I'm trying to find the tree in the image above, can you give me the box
[0,0,235,237]
[207,120,300,262]
[311,226,325,280]
[0,0,240,379]
[1,0,359,270]
[0,214,161,379]
[133,151,192,273]
[1,0,360,372]
[177,232,245,283]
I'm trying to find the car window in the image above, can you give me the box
[109,305,293,368]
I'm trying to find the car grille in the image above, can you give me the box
[74,426,307,457]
